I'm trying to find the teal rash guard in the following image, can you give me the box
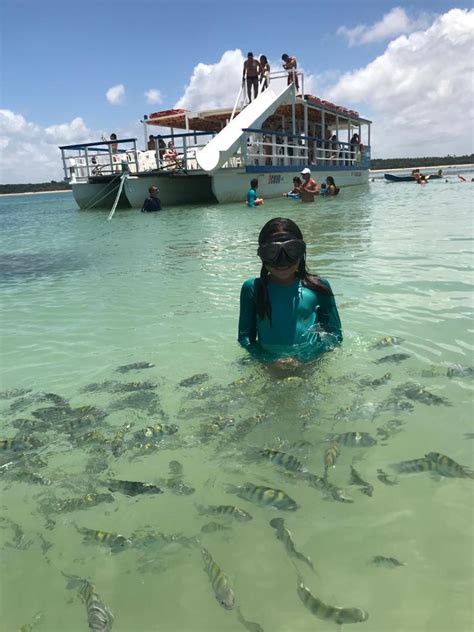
[246,188,258,207]
[238,277,342,362]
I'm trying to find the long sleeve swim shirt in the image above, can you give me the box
[238,277,342,362]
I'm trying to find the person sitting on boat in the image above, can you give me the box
[281,54,299,91]
[284,177,302,199]
[350,133,360,164]
[163,141,180,168]
[246,178,264,207]
[147,135,156,151]
[141,186,162,212]
[326,176,340,196]
[242,52,260,102]
[297,168,319,203]
[259,55,270,90]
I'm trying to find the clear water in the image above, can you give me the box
[1,179,473,632]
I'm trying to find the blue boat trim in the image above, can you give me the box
[246,164,368,173]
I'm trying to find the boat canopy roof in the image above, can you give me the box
[146,95,371,133]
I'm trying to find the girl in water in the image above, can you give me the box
[238,218,342,366]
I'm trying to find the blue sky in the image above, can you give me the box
[1,0,473,182]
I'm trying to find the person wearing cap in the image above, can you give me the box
[297,168,319,203]
[238,217,342,366]
[141,185,162,212]
[242,52,261,102]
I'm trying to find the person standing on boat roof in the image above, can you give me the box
[242,52,260,102]
[297,168,319,203]
[110,133,118,152]
[281,54,299,91]
[259,55,270,90]
[147,135,156,151]
[141,186,162,212]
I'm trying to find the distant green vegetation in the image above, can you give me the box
[0,180,72,195]
[370,154,473,170]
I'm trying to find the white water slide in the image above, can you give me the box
[196,83,295,172]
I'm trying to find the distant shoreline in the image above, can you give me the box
[370,163,474,173]
[0,189,73,197]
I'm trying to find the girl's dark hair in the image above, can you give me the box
[260,55,268,64]
[256,217,333,322]
[250,178,258,188]
[326,176,340,195]
[292,176,302,184]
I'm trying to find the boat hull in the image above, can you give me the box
[72,177,131,210]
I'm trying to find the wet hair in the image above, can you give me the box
[149,185,158,193]
[256,217,333,323]
[250,178,258,189]
[110,133,117,140]
[326,176,340,195]
[292,176,302,185]
[282,54,289,61]
[149,134,154,140]
[247,52,254,58]
[260,55,268,64]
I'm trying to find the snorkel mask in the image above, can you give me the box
[257,233,306,267]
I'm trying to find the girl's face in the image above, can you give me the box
[265,259,301,284]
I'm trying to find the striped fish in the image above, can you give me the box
[201,547,235,610]
[330,432,377,447]
[76,525,131,551]
[349,465,374,496]
[0,438,32,452]
[296,574,368,624]
[302,472,354,503]
[376,469,398,485]
[270,517,314,571]
[197,504,253,522]
[425,452,474,478]
[108,479,163,496]
[323,444,340,479]
[371,555,406,568]
[259,448,304,472]
[391,457,436,474]
[64,574,114,631]
[227,482,298,511]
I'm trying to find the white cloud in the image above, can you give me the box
[144,89,163,105]
[106,84,125,105]
[0,110,97,183]
[175,49,244,110]
[326,9,474,157]
[338,7,430,46]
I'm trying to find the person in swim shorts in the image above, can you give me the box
[243,52,260,102]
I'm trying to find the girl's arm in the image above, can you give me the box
[317,279,343,344]
[238,279,257,348]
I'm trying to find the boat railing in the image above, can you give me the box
[149,131,215,172]
[242,128,370,168]
[232,69,303,117]
[59,138,139,182]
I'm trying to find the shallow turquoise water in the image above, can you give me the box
[1,179,473,631]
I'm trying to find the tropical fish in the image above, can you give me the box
[48,493,114,513]
[75,431,109,445]
[376,419,405,440]
[226,482,298,511]
[200,416,235,437]
[391,458,435,474]
[393,382,450,406]
[330,432,377,447]
[447,364,474,378]
[75,525,132,551]
[16,611,44,631]
[169,460,183,477]
[259,448,305,472]
[376,469,398,485]
[296,573,368,624]
[371,336,404,349]
[108,479,163,496]
[236,607,264,632]
[371,555,406,567]
[201,547,235,610]
[156,477,195,495]
[134,423,178,441]
[116,361,154,373]
[0,388,32,400]
[197,504,253,522]
[111,381,157,393]
[359,373,392,388]
[349,465,374,496]
[179,373,210,387]
[0,515,32,549]
[424,452,474,479]
[64,574,114,631]
[0,438,33,452]
[301,472,354,503]
[376,398,414,414]
[132,529,194,548]
[323,444,340,479]
[62,417,94,432]
[31,405,74,422]
[464,433,474,439]
[270,517,313,571]
[375,353,411,364]
[110,423,133,457]
[200,521,232,534]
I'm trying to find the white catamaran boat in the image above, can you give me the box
[59,70,371,210]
